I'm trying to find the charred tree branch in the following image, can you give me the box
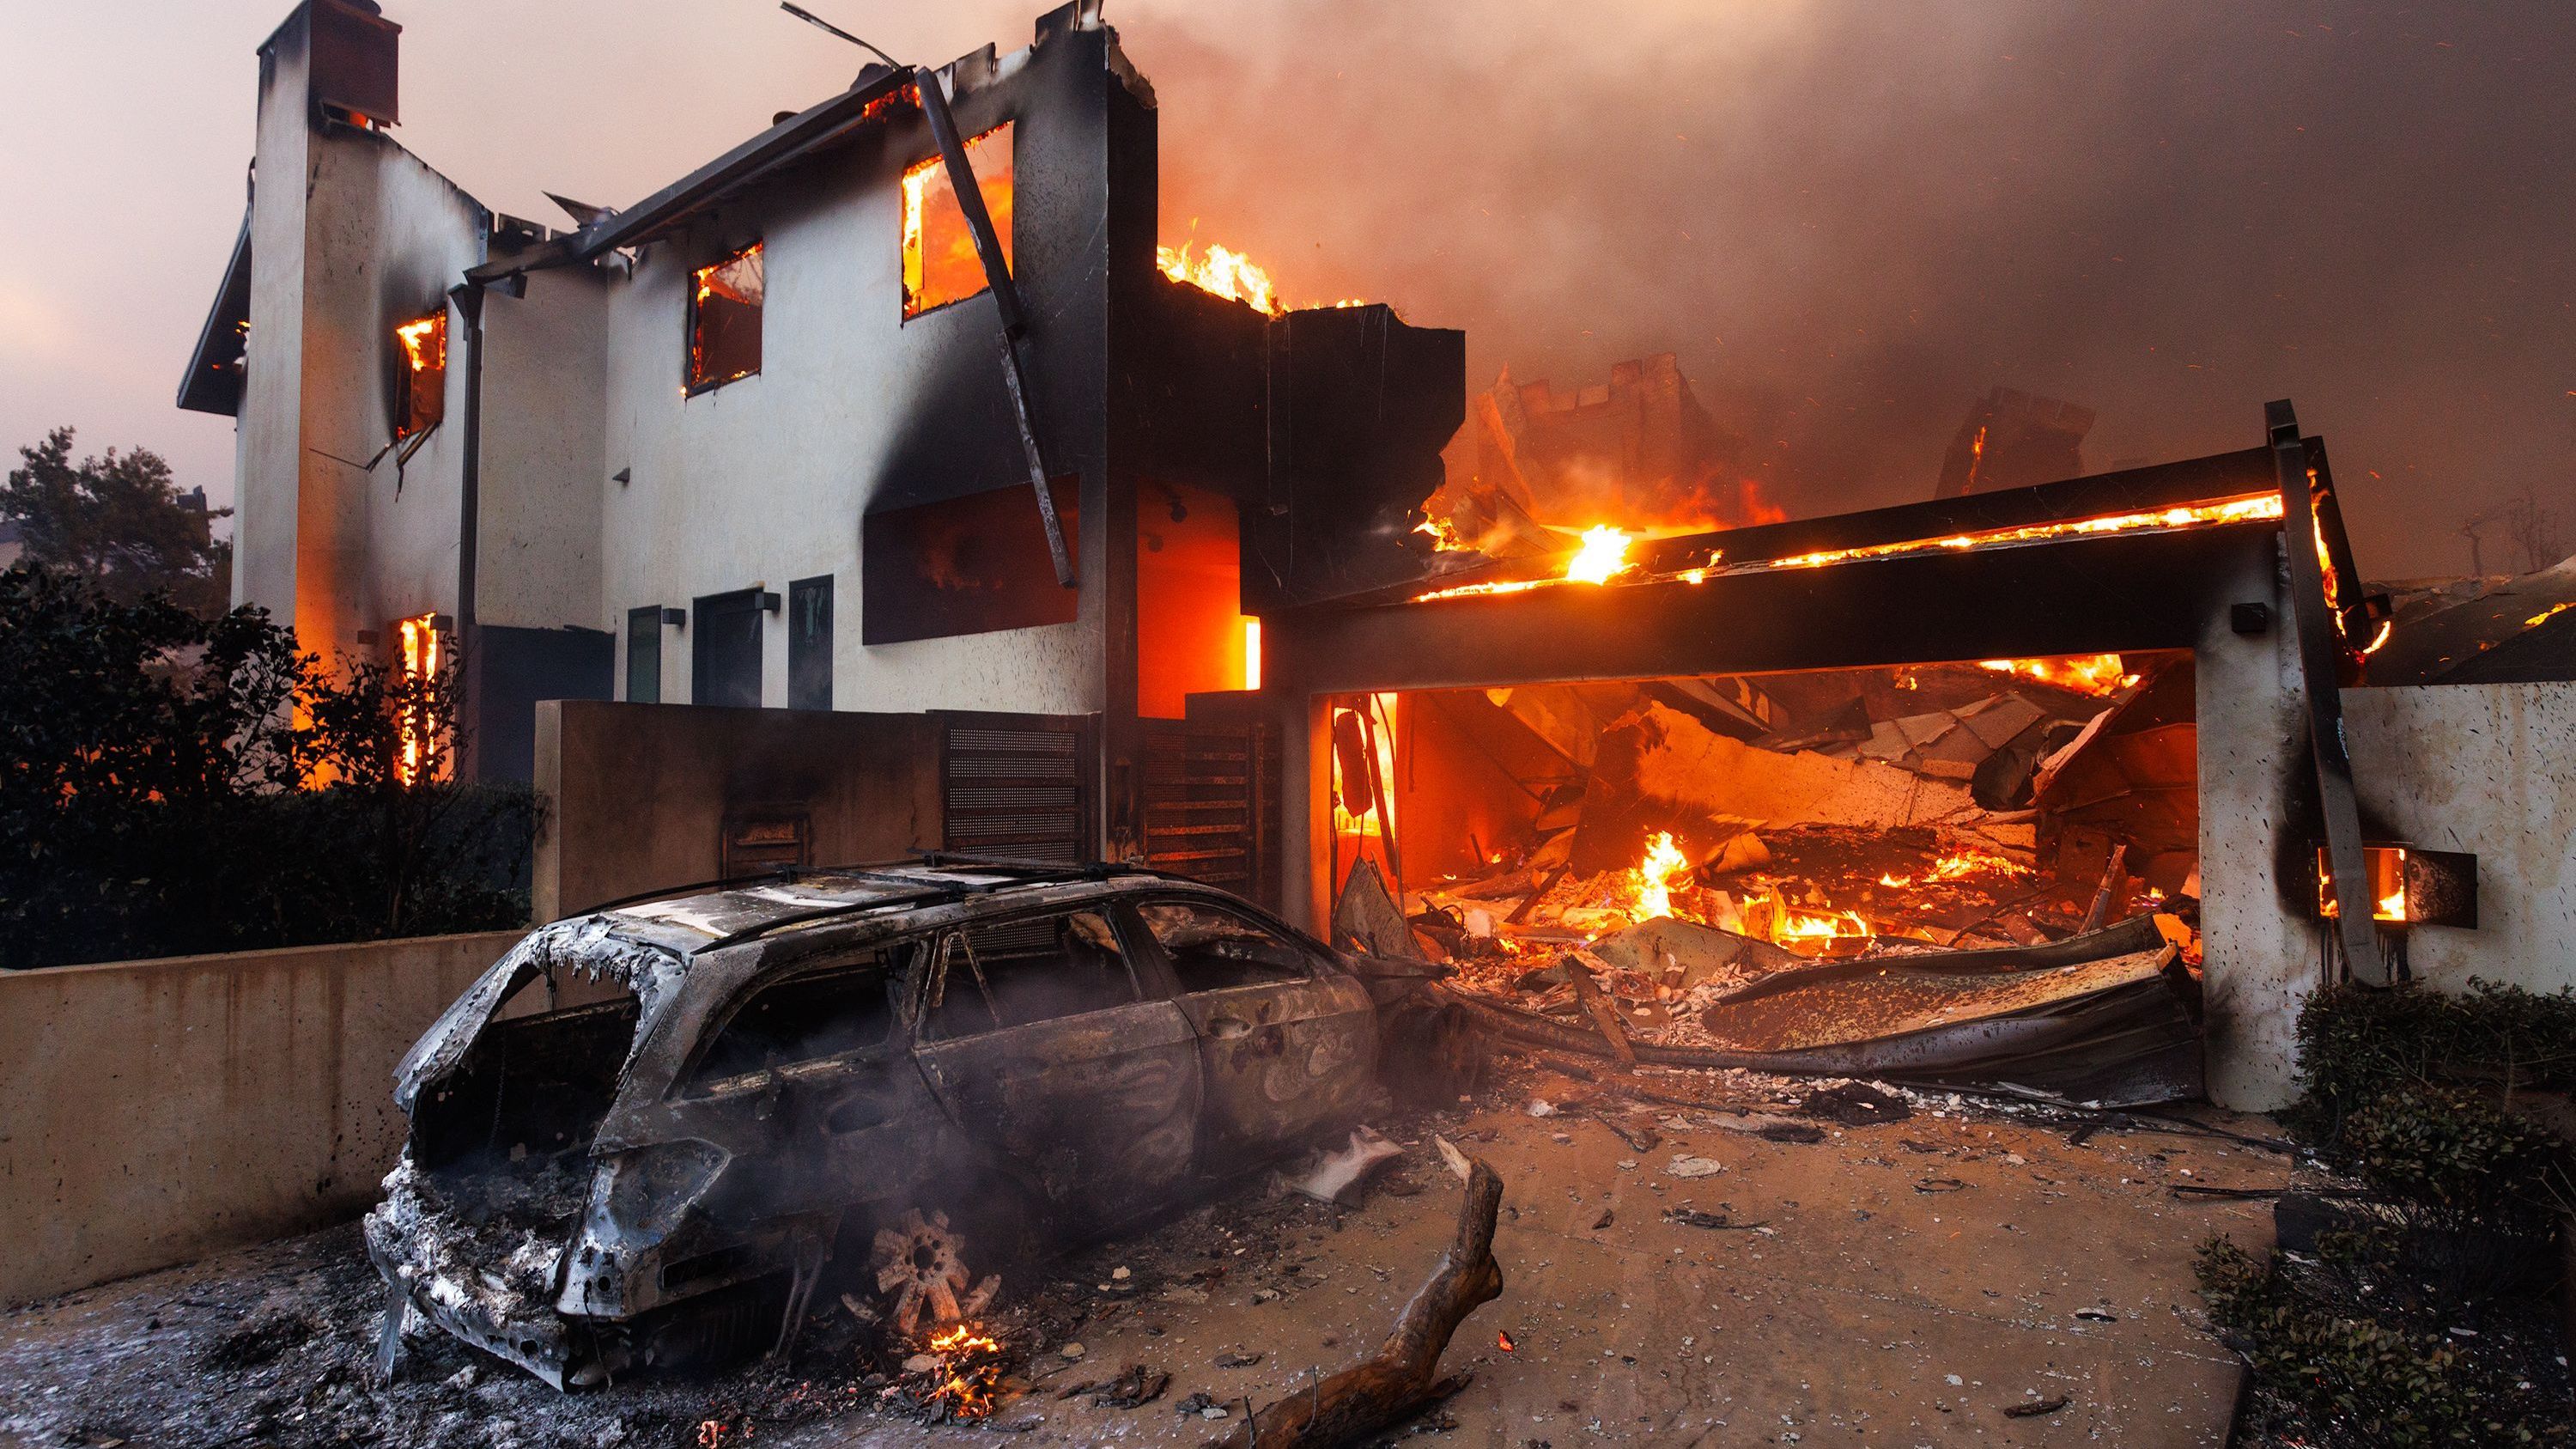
[1221,1158,1504,1449]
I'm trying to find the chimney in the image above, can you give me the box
[263,0,402,128]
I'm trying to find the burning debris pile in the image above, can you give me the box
[1334,655,2208,1102]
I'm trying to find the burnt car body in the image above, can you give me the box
[366,862,1382,1388]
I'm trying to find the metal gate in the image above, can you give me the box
[937,714,1095,864]
[1138,718,1278,910]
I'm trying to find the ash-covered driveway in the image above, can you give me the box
[0,1064,2272,1448]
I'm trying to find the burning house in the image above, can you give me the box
[174,0,2573,1143]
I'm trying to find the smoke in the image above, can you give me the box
[1118,0,2576,576]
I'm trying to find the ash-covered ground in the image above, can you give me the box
[0,1059,2285,1448]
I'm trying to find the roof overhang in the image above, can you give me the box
[177,210,253,417]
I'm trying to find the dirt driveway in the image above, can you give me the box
[0,1063,2276,1448]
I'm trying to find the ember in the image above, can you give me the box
[1497,1330,1516,1352]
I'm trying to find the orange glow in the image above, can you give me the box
[1634,831,1689,918]
[2528,601,2576,629]
[1498,1330,1517,1352]
[1414,524,1651,600]
[1413,514,1473,552]
[1564,526,1635,584]
[1242,617,1262,691]
[688,244,763,390]
[2318,845,2409,923]
[1332,696,1400,839]
[1769,493,2285,572]
[1877,849,2036,890]
[393,312,447,438]
[396,613,441,786]
[902,124,1013,318]
[2362,617,2395,655]
[1413,492,2287,603]
[1976,654,2139,696]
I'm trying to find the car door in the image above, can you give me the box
[1124,895,1379,1170]
[649,940,949,1223]
[909,906,1204,1232]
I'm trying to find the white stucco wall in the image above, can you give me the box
[597,52,1099,716]
[476,265,606,630]
[2345,681,2576,995]
[234,27,312,619]
[301,128,483,661]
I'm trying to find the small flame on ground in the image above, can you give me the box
[910,1322,1005,1422]
[2528,600,2576,629]
[1634,831,1689,918]
[1498,1330,1517,1352]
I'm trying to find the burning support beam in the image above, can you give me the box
[2269,400,2382,984]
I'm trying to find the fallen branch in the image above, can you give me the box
[1218,1158,1505,1449]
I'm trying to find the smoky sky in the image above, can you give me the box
[3,0,2570,577]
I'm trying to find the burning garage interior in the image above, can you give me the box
[9,0,2576,1445]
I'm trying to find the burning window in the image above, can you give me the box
[2317,844,2411,924]
[901,122,1012,319]
[395,612,444,785]
[393,312,446,439]
[688,243,763,392]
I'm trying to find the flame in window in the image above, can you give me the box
[902,124,1013,318]
[397,613,442,786]
[1242,617,1262,691]
[394,312,447,439]
[688,244,763,390]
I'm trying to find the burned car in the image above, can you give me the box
[366,861,1382,1388]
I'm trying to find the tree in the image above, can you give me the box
[0,564,539,969]
[3,427,232,616]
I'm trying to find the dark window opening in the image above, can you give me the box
[920,910,1139,1039]
[684,952,902,1095]
[862,478,1079,644]
[688,243,763,393]
[1137,900,1312,992]
[626,606,662,703]
[788,575,832,710]
[902,123,1013,319]
[394,311,446,439]
[692,588,766,707]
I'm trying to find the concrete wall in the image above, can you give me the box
[535,699,945,919]
[2194,539,2317,1111]
[0,932,519,1306]
[2346,681,2576,995]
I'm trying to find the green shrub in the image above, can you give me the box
[2196,1237,2562,1446]
[2292,983,2576,1141]
[2340,1084,2569,1229]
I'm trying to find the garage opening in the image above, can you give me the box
[1321,651,2205,1098]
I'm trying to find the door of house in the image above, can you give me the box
[692,588,765,707]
